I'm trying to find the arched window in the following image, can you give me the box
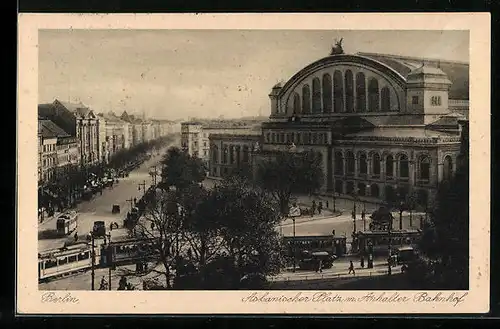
[372,153,381,177]
[333,70,344,113]
[212,145,218,164]
[322,74,332,113]
[335,180,343,194]
[419,156,430,181]
[381,86,391,111]
[293,93,301,114]
[359,152,367,175]
[386,155,394,178]
[229,145,235,164]
[399,154,409,179]
[357,183,366,196]
[345,70,354,113]
[368,78,380,112]
[302,85,311,113]
[223,146,228,164]
[334,151,344,175]
[312,78,321,113]
[356,72,366,112]
[346,181,354,195]
[370,184,380,198]
[346,151,355,176]
[242,146,249,163]
[443,155,453,180]
[385,185,395,203]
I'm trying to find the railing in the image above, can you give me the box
[269,268,391,283]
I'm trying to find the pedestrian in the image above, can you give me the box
[326,200,329,209]
[110,223,113,231]
[133,198,137,205]
[99,276,108,290]
[318,259,323,273]
[348,260,355,275]
[311,200,316,217]
[361,210,366,221]
[318,202,323,215]
[74,231,78,242]
[360,256,365,268]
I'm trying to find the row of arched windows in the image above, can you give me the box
[211,145,250,165]
[291,71,394,114]
[265,131,329,145]
[334,180,430,206]
[332,151,451,182]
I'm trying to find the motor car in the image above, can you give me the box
[92,220,106,237]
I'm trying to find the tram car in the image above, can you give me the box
[101,237,159,267]
[56,211,79,236]
[353,229,422,255]
[282,234,347,258]
[38,242,101,282]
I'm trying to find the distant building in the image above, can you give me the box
[38,119,79,183]
[39,99,101,166]
[208,132,261,178]
[181,121,261,167]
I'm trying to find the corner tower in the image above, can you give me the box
[406,64,452,124]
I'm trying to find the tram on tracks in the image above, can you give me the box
[56,211,79,236]
[38,242,100,282]
[38,237,161,283]
[101,237,160,267]
[352,229,422,255]
[282,235,347,258]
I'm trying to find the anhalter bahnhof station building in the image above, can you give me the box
[209,51,469,209]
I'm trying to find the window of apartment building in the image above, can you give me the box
[412,96,419,105]
[266,132,271,142]
[431,96,442,106]
[312,133,317,144]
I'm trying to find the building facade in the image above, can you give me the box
[182,121,262,167]
[209,51,469,208]
[39,99,101,167]
[208,133,261,178]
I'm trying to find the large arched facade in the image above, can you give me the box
[283,55,405,115]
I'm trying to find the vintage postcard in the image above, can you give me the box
[17,13,490,314]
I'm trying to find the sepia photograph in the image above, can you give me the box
[17,13,490,314]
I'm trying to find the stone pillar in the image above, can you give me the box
[342,72,347,113]
[354,152,359,178]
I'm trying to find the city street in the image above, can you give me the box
[38,140,178,252]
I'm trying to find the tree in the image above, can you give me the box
[123,188,187,289]
[159,147,206,191]
[256,151,324,215]
[418,129,469,289]
[175,177,284,289]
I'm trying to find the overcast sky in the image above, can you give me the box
[39,30,468,120]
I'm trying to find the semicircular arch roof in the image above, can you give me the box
[279,54,407,96]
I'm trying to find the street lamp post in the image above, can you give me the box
[138,180,147,196]
[387,216,392,276]
[292,217,296,273]
[106,233,112,291]
[398,201,404,231]
[91,233,95,290]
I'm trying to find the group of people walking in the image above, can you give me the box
[309,200,328,217]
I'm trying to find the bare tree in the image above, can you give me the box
[122,188,187,289]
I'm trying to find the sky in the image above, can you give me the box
[38,30,469,120]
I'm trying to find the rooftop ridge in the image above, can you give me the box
[356,52,469,66]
